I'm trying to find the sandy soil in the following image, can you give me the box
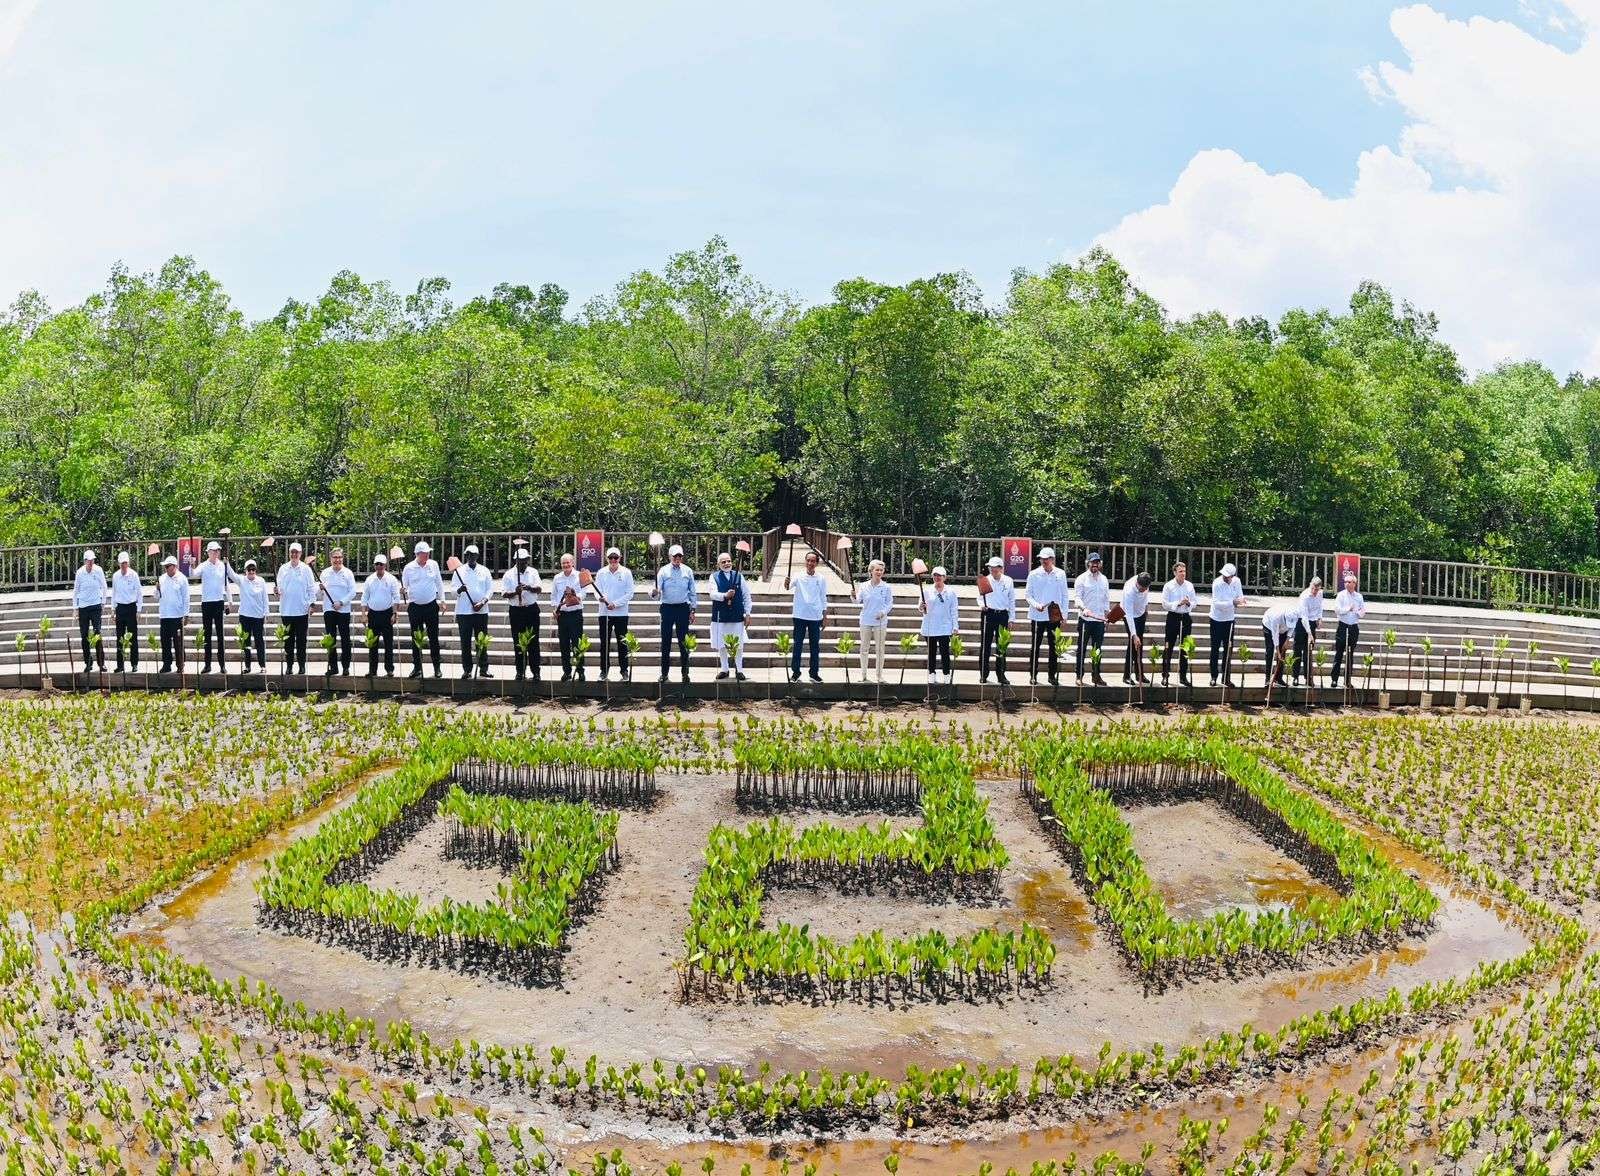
[128,767,1530,1083]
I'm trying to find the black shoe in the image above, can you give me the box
[386,668,394,677]
[1048,675,1059,687]
[789,671,800,683]
[200,663,211,675]
[980,673,990,684]
[621,671,630,682]
[1329,677,1340,688]
[481,669,493,679]
[656,673,667,683]
[463,668,474,680]
[564,672,575,683]
[433,667,443,679]
[114,664,125,675]
[297,665,307,676]
[715,670,729,681]
[515,671,526,681]
[1225,678,1239,690]
[735,672,748,682]
[366,669,377,678]
[809,673,823,683]
[326,668,337,678]
[1093,675,1108,687]
[998,675,1010,686]
[1122,675,1134,685]
[1180,676,1192,687]
[409,667,423,679]
[680,670,689,683]
[159,664,173,675]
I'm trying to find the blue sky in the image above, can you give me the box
[2,1,1596,370]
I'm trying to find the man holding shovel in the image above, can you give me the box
[708,551,753,681]
[451,544,494,679]
[501,547,543,682]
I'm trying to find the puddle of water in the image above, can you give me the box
[1012,868,1096,950]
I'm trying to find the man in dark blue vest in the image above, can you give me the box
[708,551,752,680]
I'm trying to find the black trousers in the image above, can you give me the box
[284,614,309,671]
[1209,618,1236,681]
[1162,611,1192,679]
[660,602,690,675]
[790,618,821,678]
[510,605,541,678]
[979,609,1010,680]
[925,635,952,676]
[325,611,352,673]
[1122,613,1147,679]
[598,615,628,676]
[1331,622,1360,684]
[241,615,266,669]
[1292,619,1319,681]
[201,599,226,668]
[1076,618,1105,678]
[114,602,138,670]
[557,608,585,677]
[78,605,104,669]
[1262,626,1291,686]
[1030,619,1059,680]
[366,608,394,673]
[160,617,184,670]
[408,600,442,671]
[457,612,489,675]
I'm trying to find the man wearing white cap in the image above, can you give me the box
[919,566,960,683]
[401,541,444,678]
[652,544,698,683]
[1025,547,1068,686]
[550,552,587,681]
[156,555,190,673]
[360,553,399,676]
[594,547,635,681]
[197,541,239,675]
[1208,562,1248,688]
[320,548,357,677]
[237,559,269,671]
[501,548,543,682]
[708,551,753,681]
[451,544,494,679]
[72,550,109,673]
[110,551,143,673]
[1293,574,1325,685]
[1329,570,1367,689]
[784,549,829,683]
[1073,552,1110,687]
[978,556,1016,687]
[275,541,316,675]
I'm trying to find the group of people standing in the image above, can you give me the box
[64,541,1371,689]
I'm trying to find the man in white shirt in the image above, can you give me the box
[593,547,634,681]
[853,559,894,683]
[360,553,399,677]
[237,559,269,671]
[110,551,142,673]
[708,551,753,680]
[401,541,445,679]
[978,556,1016,686]
[785,550,829,683]
[653,545,698,684]
[275,542,316,676]
[197,541,238,675]
[1260,600,1309,689]
[319,547,358,677]
[73,550,109,673]
[501,547,543,682]
[1160,562,1197,687]
[451,544,494,680]
[156,555,190,674]
[1073,552,1110,686]
[1330,571,1368,689]
[550,553,588,682]
[1026,548,1068,686]
[1208,562,1248,688]
[1120,572,1153,685]
[919,566,960,683]
[1293,575,1325,685]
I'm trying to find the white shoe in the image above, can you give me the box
[927,672,938,684]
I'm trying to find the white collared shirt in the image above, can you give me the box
[790,572,829,621]
[401,559,443,605]
[361,571,400,612]
[197,558,237,604]
[1299,586,1325,624]
[73,565,108,608]
[502,566,544,607]
[275,561,316,617]
[981,574,1017,621]
[593,565,634,617]
[110,567,142,606]
[920,585,959,637]
[156,572,190,620]
[1162,578,1197,615]
[237,575,269,619]
[550,569,586,612]
[320,565,358,614]
[1073,571,1110,621]
[1025,566,1068,623]
[1336,588,1366,626]
[856,580,894,629]
[1261,602,1306,640]
[1121,578,1150,621]
[1209,577,1245,622]
[451,562,493,616]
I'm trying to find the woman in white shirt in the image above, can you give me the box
[1293,575,1324,684]
[236,559,270,672]
[853,559,894,683]
[919,566,960,683]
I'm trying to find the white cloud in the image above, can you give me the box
[1094,2,1600,375]
[0,0,38,63]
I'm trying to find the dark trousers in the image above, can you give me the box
[925,635,951,676]
[791,618,821,678]
[1209,618,1236,682]
[78,605,104,669]
[241,615,266,669]
[284,614,309,671]
[366,608,394,674]
[1122,613,1148,680]
[114,602,138,670]
[1076,618,1105,678]
[660,603,691,675]
[598,615,627,677]
[1162,612,1192,680]
[160,617,184,670]
[201,599,226,668]
[1030,619,1059,680]
[326,611,352,673]
[458,612,489,675]
[980,609,1010,680]
[510,605,541,678]
[408,600,442,671]
[557,608,585,677]
[1262,626,1289,686]
[1292,619,1319,681]
[1331,622,1360,685]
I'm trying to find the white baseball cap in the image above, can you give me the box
[289,541,303,552]
[244,558,258,569]
[162,555,178,567]
[513,548,530,560]
[1221,562,1238,577]
[374,553,388,565]
[82,549,95,561]
[115,551,130,565]
[668,544,684,557]
[1039,547,1056,560]
[932,566,948,576]
[987,557,1002,568]
[207,541,221,552]
[606,547,621,558]
[464,544,479,555]
[414,541,431,554]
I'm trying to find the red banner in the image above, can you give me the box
[1335,552,1362,587]
[575,530,605,574]
[177,537,202,577]
[1003,537,1032,582]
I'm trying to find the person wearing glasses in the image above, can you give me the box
[594,547,635,681]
